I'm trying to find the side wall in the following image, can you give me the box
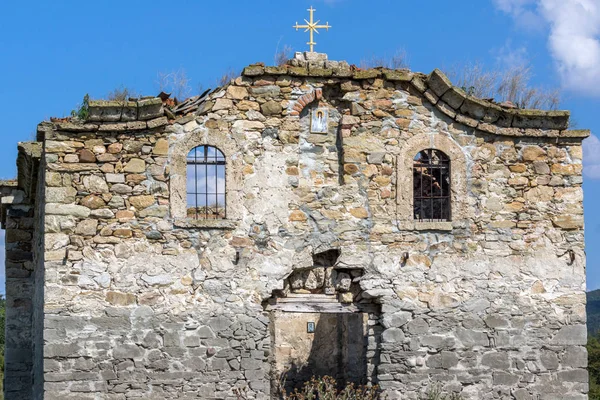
[3,143,42,400]
[32,155,46,399]
[4,192,35,400]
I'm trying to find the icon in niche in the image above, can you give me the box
[311,108,328,134]
[307,321,316,333]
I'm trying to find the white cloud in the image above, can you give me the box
[584,134,600,179]
[492,0,545,30]
[494,40,530,68]
[493,0,534,12]
[540,0,600,95]
[494,0,600,96]
[186,167,225,206]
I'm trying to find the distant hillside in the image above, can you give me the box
[588,289,600,336]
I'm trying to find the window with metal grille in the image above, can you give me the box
[413,149,451,221]
[186,146,226,220]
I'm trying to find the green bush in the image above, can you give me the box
[233,375,469,400]
[70,94,89,120]
[420,384,463,400]
[281,376,381,400]
[588,334,600,399]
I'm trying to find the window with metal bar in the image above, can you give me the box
[186,146,226,220]
[413,149,451,221]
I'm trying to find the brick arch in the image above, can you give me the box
[290,88,323,117]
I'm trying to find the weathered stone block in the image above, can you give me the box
[45,204,91,218]
[260,100,283,116]
[441,87,466,110]
[129,195,155,210]
[552,215,584,230]
[83,175,109,193]
[46,187,77,204]
[87,100,123,122]
[427,69,453,97]
[123,158,146,173]
[113,344,143,360]
[493,371,520,386]
[80,195,106,210]
[551,325,587,345]
[106,292,136,306]
[137,98,163,121]
[75,219,98,236]
[242,65,265,76]
[249,85,281,98]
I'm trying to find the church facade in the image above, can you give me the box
[1,52,589,399]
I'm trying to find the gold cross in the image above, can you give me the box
[293,6,331,53]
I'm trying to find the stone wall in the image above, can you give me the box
[1,142,42,400]
[32,146,47,400]
[4,52,590,399]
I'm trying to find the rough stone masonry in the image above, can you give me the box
[0,52,590,399]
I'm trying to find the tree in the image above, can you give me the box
[588,334,600,399]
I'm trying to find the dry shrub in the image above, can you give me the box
[445,62,560,110]
[360,49,409,70]
[157,69,192,101]
[233,375,466,399]
[444,62,498,100]
[107,85,138,101]
[279,376,382,400]
[420,383,463,400]
[235,375,383,400]
[275,44,294,66]
[217,68,239,86]
[496,65,560,110]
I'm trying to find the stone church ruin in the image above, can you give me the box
[0,51,589,399]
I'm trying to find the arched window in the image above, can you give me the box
[413,149,451,221]
[187,145,226,220]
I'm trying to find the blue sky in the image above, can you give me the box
[0,0,598,294]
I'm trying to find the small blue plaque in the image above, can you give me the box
[307,322,315,333]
